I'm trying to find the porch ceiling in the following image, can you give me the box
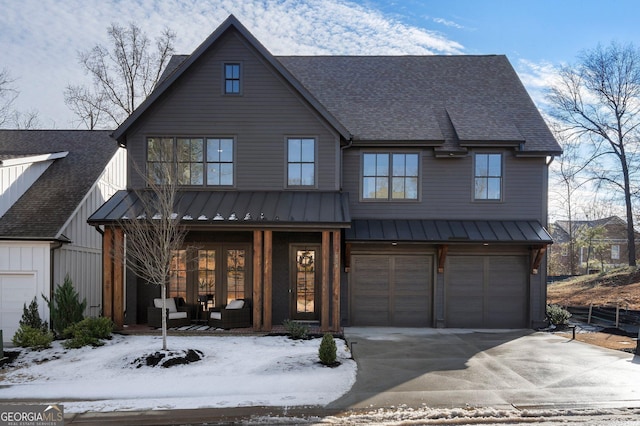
[345,219,553,244]
[88,190,351,229]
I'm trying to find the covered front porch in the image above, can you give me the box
[88,190,350,333]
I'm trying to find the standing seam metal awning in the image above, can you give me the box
[345,219,552,244]
[88,190,351,228]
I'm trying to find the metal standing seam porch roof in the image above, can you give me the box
[87,190,351,228]
[345,219,553,244]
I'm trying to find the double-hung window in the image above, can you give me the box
[207,138,234,186]
[474,153,502,200]
[177,138,204,185]
[362,153,419,200]
[146,137,234,186]
[287,138,315,187]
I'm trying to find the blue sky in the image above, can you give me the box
[1,0,639,128]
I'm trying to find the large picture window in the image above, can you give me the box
[362,152,418,200]
[474,153,502,200]
[146,137,234,186]
[287,138,315,186]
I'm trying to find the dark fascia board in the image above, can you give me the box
[515,149,563,157]
[0,236,71,243]
[112,15,352,144]
[458,139,523,147]
[350,139,445,147]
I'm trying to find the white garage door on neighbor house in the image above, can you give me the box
[0,273,40,342]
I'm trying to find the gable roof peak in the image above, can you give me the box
[113,14,351,143]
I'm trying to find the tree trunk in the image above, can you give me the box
[621,157,637,267]
[161,282,167,351]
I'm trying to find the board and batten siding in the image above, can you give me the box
[53,147,127,317]
[0,159,53,218]
[126,30,340,192]
[0,242,50,342]
[343,147,548,221]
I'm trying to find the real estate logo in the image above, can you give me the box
[0,404,64,426]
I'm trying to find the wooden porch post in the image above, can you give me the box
[263,230,273,331]
[113,228,125,328]
[321,231,330,332]
[102,227,114,321]
[252,230,263,331]
[332,230,341,332]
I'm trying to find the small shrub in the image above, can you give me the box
[19,297,48,332]
[547,304,572,326]
[283,319,309,340]
[63,317,114,349]
[318,333,337,366]
[12,325,54,350]
[43,274,86,337]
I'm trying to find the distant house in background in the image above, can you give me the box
[0,130,125,342]
[548,216,638,276]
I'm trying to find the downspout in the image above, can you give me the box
[339,137,354,191]
[49,240,65,328]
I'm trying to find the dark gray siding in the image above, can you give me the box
[126,30,340,190]
[343,147,547,221]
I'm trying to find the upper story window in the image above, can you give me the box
[287,138,315,187]
[362,152,419,200]
[207,138,234,186]
[177,138,204,185]
[146,137,234,186]
[474,153,502,200]
[147,137,174,184]
[224,63,241,94]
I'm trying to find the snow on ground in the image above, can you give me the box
[0,334,356,414]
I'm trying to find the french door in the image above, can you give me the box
[290,244,320,320]
[169,243,250,308]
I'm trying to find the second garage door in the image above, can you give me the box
[445,255,528,328]
[350,254,433,326]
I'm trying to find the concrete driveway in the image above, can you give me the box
[329,328,640,411]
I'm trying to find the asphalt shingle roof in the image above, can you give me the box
[0,130,118,240]
[278,55,560,152]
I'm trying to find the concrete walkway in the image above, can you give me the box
[329,327,640,410]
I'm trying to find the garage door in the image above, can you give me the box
[445,256,528,328]
[0,274,38,341]
[350,254,432,326]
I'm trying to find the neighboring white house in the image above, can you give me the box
[0,130,125,343]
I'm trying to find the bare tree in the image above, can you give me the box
[548,41,640,267]
[63,85,107,130]
[117,160,187,350]
[0,68,40,129]
[66,23,176,129]
[0,68,18,127]
[549,124,599,275]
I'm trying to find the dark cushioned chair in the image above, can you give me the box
[208,299,251,329]
[147,297,191,328]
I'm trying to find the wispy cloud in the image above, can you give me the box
[0,0,464,128]
[432,17,464,29]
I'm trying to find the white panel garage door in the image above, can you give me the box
[350,254,432,326]
[0,274,37,341]
[445,256,528,328]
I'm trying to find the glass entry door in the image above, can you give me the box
[291,245,320,320]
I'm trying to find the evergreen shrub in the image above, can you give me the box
[318,333,337,366]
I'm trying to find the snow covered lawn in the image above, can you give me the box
[0,334,357,414]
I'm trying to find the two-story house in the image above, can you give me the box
[549,216,639,276]
[88,15,562,331]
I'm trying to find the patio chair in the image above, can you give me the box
[208,299,251,329]
[147,297,191,328]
